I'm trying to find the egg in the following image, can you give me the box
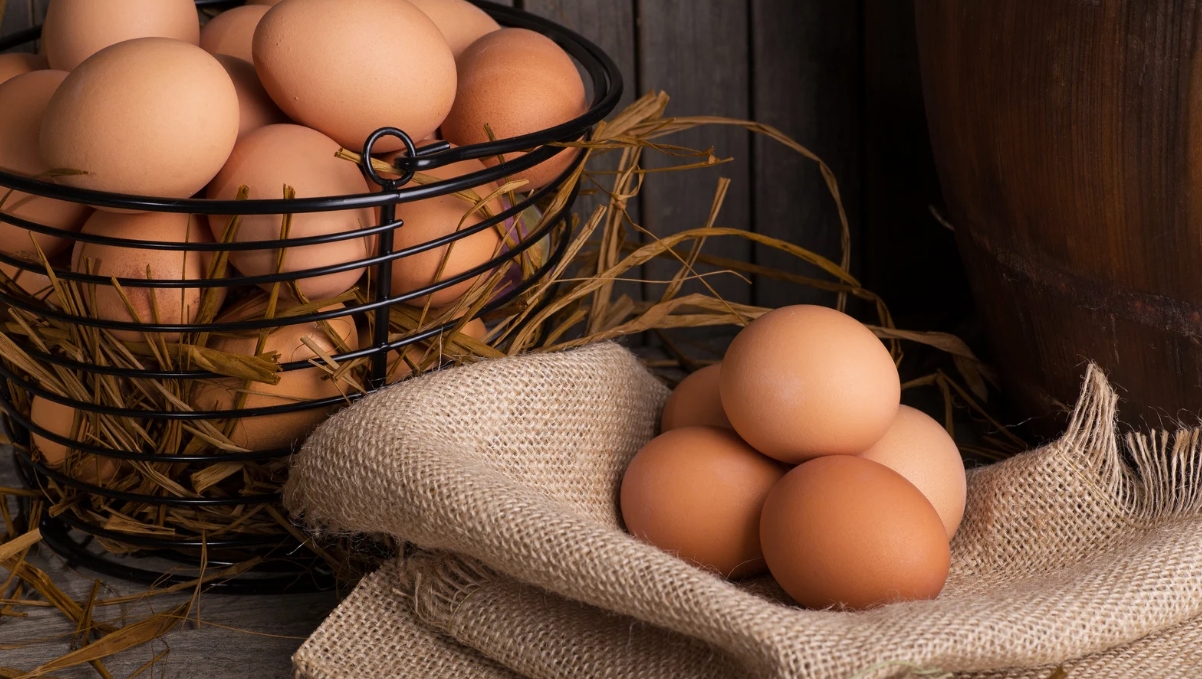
[0,70,91,258]
[621,426,787,579]
[760,455,950,610]
[40,38,240,203]
[365,317,488,384]
[720,305,900,463]
[192,296,359,452]
[71,211,217,343]
[0,53,47,86]
[860,406,967,538]
[201,5,270,64]
[29,395,120,484]
[408,0,500,59]
[252,0,456,153]
[247,0,284,5]
[383,154,504,307]
[661,363,731,432]
[206,124,373,302]
[442,29,587,190]
[41,0,201,72]
[0,262,54,303]
[213,55,288,139]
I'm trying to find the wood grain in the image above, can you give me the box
[0,455,339,679]
[636,0,753,307]
[916,0,1202,427]
[750,0,861,310]
[521,0,645,310]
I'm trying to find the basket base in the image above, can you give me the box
[13,450,336,595]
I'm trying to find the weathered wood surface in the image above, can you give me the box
[0,453,339,679]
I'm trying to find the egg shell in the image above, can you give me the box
[192,298,359,452]
[201,5,270,64]
[214,55,289,139]
[860,405,967,538]
[0,262,54,302]
[621,426,787,579]
[0,70,91,258]
[40,38,240,204]
[408,0,500,59]
[661,363,731,432]
[365,317,487,384]
[41,0,200,72]
[383,154,504,307]
[206,124,373,302]
[252,0,456,152]
[30,396,120,484]
[760,455,950,610]
[0,53,47,86]
[71,211,218,343]
[442,28,587,190]
[720,305,900,463]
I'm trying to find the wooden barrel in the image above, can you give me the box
[914,1,1202,428]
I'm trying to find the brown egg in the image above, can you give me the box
[760,455,950,610]
[201,5,270,63]
[720,305,900,463]
[661,364,731,432]
[206,124,373,302]
[71,211,217,343]
[40,38,240,203]
[41,0,200,71]
[408,0,500,59]
[253,0,456,152]
[0,53,47,86]
[192,297,359,452]
[30,395,120,484]
[0,70,91,258]
[0,262,54,302]
[364,317,488,384]
[442,29,587,190]
[621,426,787,579]
[385,155,504,307]
[213,55,288,139]
[860,406,967,539]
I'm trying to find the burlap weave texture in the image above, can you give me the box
[288,342,1202,678]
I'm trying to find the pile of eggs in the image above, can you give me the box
[621,305,967,610]
[0,0,585,473]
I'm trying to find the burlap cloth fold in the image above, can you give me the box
[286,342,1202,679]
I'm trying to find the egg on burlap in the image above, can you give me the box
[621,426,787,579]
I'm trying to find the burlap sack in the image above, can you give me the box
[287,342,1202,678]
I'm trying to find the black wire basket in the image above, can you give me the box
[0,0,622,593]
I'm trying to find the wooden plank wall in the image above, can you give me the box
[1,0,962,330]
